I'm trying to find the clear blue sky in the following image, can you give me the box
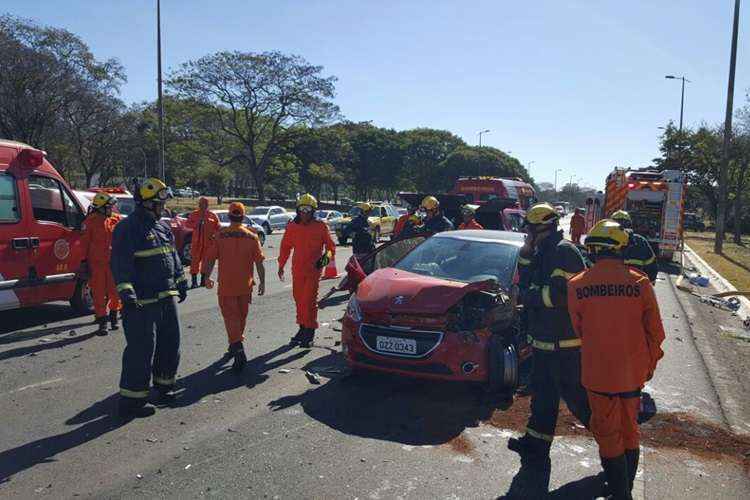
[5,0,747,189]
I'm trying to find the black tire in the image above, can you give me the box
[263,222,272,235]
[181,237,192,265]
[70,279,93,314]
[487,334,519,396]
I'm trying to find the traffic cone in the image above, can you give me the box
[322,253,339,280]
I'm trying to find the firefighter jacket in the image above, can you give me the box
[111,207,187,305]
[81,212,122,265]
[519,230,586,347]
[279,218,336,277]
[423,214,454,233]
[459,219,484,230]
[623,230,658,282]
[343,214,369,242]
[568,258,665,393]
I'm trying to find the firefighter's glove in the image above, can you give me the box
[315,252,331,270]
[178,282,188,303]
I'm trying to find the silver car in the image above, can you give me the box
[214,210,267,246]
[247,205,294,234]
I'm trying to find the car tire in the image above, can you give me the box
[263,222,272,235]
[70,279,93,314]
[181,237,192,265]
[488,334,519,395]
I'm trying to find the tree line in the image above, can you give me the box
[0,15,532,203]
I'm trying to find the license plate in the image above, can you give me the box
[376,335,417,355]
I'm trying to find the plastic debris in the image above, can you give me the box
[146,437,158,443]
[184,464,192,470]
[136,474,143,480]
[675,337,683,342]
[278,369,291,374]
[688,274,710,287]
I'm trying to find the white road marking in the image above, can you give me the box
[3,377,65,396]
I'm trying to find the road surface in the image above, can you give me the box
[0,228,748,499]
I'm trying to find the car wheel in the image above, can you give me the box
[263,222,272,235]
[181,238,192,265]
[488,335,519,395]
[70,279,94,314]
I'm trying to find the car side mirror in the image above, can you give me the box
[74,211,85,230]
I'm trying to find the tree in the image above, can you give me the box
[439,146,531,191]
[168,51,339,201]
[400,128,465,192]
[288,126,353,198]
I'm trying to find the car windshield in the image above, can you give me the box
[249,207,270,215]
[393,236,519,287]
[217,212,229,222]
[315,211,328,218]
[117,198,136,216]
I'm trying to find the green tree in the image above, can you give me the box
[438,146,531,191]
[400,128,466,192]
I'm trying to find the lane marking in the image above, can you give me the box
[3,377,65,396]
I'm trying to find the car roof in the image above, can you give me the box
[433,229,525,247]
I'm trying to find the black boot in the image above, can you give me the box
[299,328,315,348]
[95,316,108,336]
[289,327,305,346]
[508,434,551,459]
[118,398,155,419]
[625,448,639,493]
[200,273,207,287]
[230,342,247,374]
[109,310,119,330]
[601,455,632,500]
[191,274,199,289]
[154,384,177,403]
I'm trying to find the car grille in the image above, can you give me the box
[353,352,453,375]
[358,323,443,359]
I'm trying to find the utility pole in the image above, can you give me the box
[715,0,741,254]
[157,0,166,181]
[554,169,562,192]
[478,129,490,147]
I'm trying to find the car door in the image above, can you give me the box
[339,235,428,293]
[0,172,33,310]
[26,173,86,303]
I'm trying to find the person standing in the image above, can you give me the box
[508,202,591,459]
[420,196,453,233]
[81,192,123,336]
[570,207,586,245]
[458,205,484,230]
[568,219,665,499]
[111,178,188,418]
[186,196,220,288]
[610,210,658,282]
[203,202,266,373]
[278,194,336,348]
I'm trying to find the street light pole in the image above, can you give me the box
[478,129,490,147]
[554,169,562,192]
[715,0,741,254]
[157,0,166,181]
[665,75,690,134]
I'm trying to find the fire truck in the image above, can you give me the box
[450,177,537,209]
[603,168,686,260]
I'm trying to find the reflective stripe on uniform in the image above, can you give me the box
[176,275,187,284]
[518,257,531,266]
[526,427,554,442]
[531,338,582,351]
[624,256,655,266]
[117,282,135,293]
[542,286,553,308]
[550,268,575,280]
[120,388,149,399]
[136,290,178,305]
[153,376,175,386]
[134,245,174,258]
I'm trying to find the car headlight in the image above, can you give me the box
[346,295,363,323]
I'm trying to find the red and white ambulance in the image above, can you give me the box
[0,140,92,313]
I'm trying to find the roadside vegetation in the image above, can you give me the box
[685,231,750,291]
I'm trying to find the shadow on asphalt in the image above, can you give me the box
[658,260,682,276]
[0,394,126,482]
[0,303,88,335]
[498,454,606,499]
[267,351,495,446]
[0,331,97,362]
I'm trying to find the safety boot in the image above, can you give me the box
[191,274,199,289]
[601,455,632,500]
[299,328,316,348]
[118,398,155,419]
[95,317,108,336]
[109,310,119,330]
[289,327,305,346]
[230,342,247,374]
[154,384,178,403]
[507,434,551,459]
[625,448,639,493]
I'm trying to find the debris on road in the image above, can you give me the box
[68,330,76,336]
[146,437,158,443]
[675,337,684,342]
[184,464,192,470]
[304,371,321,385]
[278,369,291,374]
[136,474,143,480]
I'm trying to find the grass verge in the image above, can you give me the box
[685,231,750,291]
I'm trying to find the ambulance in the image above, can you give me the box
[0,140,92,312]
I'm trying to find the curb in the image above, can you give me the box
[670,249,750,436]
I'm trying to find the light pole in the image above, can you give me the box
[527,160,535,177]
[665,75,690,133]
[554,168,562,192]
[156,0,166,181]
[478,129,490,147]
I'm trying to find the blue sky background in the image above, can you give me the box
[4,1,747,189]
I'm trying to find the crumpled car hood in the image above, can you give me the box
[356,268,496,315]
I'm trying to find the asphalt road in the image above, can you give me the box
[0,226,748,499]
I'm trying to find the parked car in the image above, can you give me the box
[214,209,267,246]
[85,187,136,217]
[334,203,399,244]
[247,205,294,234]
[340,230,530,398]
[315,210,343,225]
[396,207,408,217]
[174,187,200,198]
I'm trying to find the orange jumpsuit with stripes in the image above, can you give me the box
[458,219,484,230]
[186,208,220,275]
[568,258,665,458]
[205,225,265,345]
[278,219,335,329]
[81,212,122,317]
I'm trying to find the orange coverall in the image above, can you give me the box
[459,219,484,230]
[568,258,665,458]
[187,209,220,275]
[570,212,586,244]
[205,225,265,345]
[278,219,336,329]
[81,212,122,317]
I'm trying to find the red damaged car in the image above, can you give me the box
[340,230,531,395]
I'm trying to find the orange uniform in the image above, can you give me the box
[186,209,220,275]
[81,212,122,317]
[394,214,409,237]
[205,225,264,345]
[279,219,335,329]
[458,219,484,230]
[570,213,586,244]
[568,258,665,458]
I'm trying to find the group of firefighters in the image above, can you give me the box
[81,178,663,499]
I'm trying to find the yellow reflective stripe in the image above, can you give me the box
[120,388,149,399]
[532,339,556,351]
[134,245,174,258]
[153,376,175,386]
[551,268,575,280]
[518,257,531,266]
[542,286,553,308]
[117,282,135,293]
[136,290,178,305]
[532,338,582,350]
[176,275,187,284]
[526,427,554,442]
[559,338,582,348]
[137,298,159,305]
[624,256,655,266]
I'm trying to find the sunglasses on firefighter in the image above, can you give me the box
[298,206,314,214]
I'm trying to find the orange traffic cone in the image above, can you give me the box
[322,253,339,280]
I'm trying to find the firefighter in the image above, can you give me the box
[81,192,122,336]
[278,194,336,348]
[508,202,591,459]
[568,220,665,499]
[186,196,220,288]
[203,202,266,373]
[350,202,376,256]
[610,210,658,282]
[421,196,453,233]
[111,178,188,418]
[570,207,586,244]
[458,204,484,230]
